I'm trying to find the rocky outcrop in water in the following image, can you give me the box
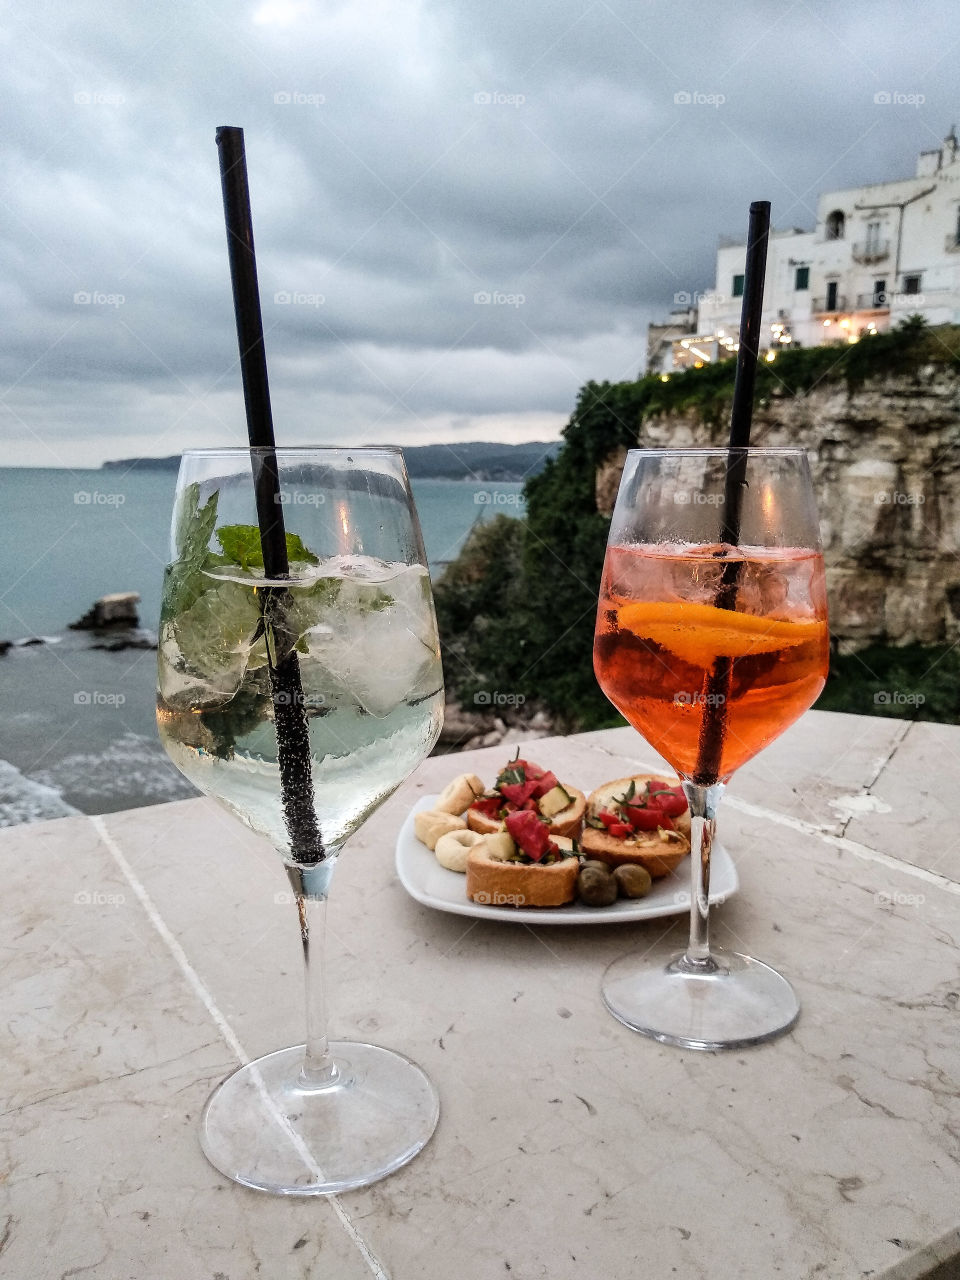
[596,367,960,653]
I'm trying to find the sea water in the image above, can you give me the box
[0,468,522,823]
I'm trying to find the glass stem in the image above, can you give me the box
[286,859,339,1088]
[679,782,724,973]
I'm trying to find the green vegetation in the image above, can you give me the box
[815,643,960,722]
[432,319,960,731]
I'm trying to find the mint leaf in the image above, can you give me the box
[166,485,220,616]
[216,524,321,569]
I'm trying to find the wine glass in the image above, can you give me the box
[593,447,829,1050]
[157,447,444,1193]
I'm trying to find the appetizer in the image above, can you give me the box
[580,775,691,878]
[465,820,579,908]
[466,755,585,839]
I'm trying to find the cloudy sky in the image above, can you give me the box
[1,0,957,466]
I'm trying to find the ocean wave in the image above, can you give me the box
[32,731,198,813]
[0,759,81,827]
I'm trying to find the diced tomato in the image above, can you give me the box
[514,759,545,781]
[608,822,634,839]
[470,795,502,819]
[505,810,552,861]
[597,810,622,829]
[623,805,664,831]
[530,770,558,800]
[499,779,540,806]
[647,784,687,817]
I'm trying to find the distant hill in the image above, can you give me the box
[102,441,560,482]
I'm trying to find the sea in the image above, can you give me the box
[0,467,524,826]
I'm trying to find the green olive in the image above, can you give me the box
[577,866,618,907]
[613,863,653,899]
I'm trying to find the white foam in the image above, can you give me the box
[0,759,81,827]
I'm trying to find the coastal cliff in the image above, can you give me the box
[434,320,960,733]
[605,366,960,652]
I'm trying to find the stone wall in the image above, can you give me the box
[596,367,960,652]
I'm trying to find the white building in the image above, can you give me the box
[653,130,960,372]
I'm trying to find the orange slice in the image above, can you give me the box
[616,600,826,666]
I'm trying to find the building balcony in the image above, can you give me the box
[851,240,890,264]
[812,295,847,315]
[854,293,891,312]
[945,234,960,253]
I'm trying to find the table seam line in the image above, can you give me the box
[87,814,393,1280]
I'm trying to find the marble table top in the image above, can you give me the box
[2,710,958,1280]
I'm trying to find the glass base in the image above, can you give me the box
[200,1041,439,1195]
[602,947,800,1050]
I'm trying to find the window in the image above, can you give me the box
[865,220,881,250]
[873,279,887,306]
[794,265,810,291]
[732,273,744,298]
[825,209,845,240]
[825,280,838,311]
[903,274,922,295]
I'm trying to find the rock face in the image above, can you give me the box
[70,592,141,631]
[597,368,960,652]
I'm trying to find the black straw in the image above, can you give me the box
[693,200,771,786]
[216,125,325,863]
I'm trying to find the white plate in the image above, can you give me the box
[395,795,739,925]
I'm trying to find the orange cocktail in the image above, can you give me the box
[594,543,829,781]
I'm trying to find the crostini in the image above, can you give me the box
[466,755,586,839]
[580,775,691,878]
